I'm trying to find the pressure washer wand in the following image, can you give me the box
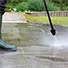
[43,0,56,35]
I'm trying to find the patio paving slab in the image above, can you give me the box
[0,23,68,68]
[2,12,27,23]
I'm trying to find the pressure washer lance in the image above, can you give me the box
[43,0,56,35]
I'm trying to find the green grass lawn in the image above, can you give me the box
[23,14,68,27]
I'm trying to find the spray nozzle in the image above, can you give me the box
[50,28,56,35]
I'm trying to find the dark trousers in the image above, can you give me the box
[0,0,7,14]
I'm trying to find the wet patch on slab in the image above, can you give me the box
[36,56,67,62]
[0,47,27,68]
[2,33,13,37]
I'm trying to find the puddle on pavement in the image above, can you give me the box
[36,56,67,62]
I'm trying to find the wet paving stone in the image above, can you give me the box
[1,23,68,68]
[2,33,13,37]
[2,29,13,33]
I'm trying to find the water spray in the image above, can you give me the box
[43,0,56,35]
[43,0,68,57]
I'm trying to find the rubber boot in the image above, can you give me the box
[0,13,17,51]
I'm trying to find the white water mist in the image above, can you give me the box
[53,36,62,57]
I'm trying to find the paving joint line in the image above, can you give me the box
[21,47,29,68]
[15,27,29,68]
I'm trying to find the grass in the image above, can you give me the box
[23,13,68,27]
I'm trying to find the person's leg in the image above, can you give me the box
[0,0,17,51]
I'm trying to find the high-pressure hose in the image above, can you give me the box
[43,0,56,35]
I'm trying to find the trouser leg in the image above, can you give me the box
[0,0,7,14]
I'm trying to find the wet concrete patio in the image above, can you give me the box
[1,23,68,68]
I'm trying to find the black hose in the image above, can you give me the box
[43,0,56,35]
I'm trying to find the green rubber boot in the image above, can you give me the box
[0,13,17,51]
